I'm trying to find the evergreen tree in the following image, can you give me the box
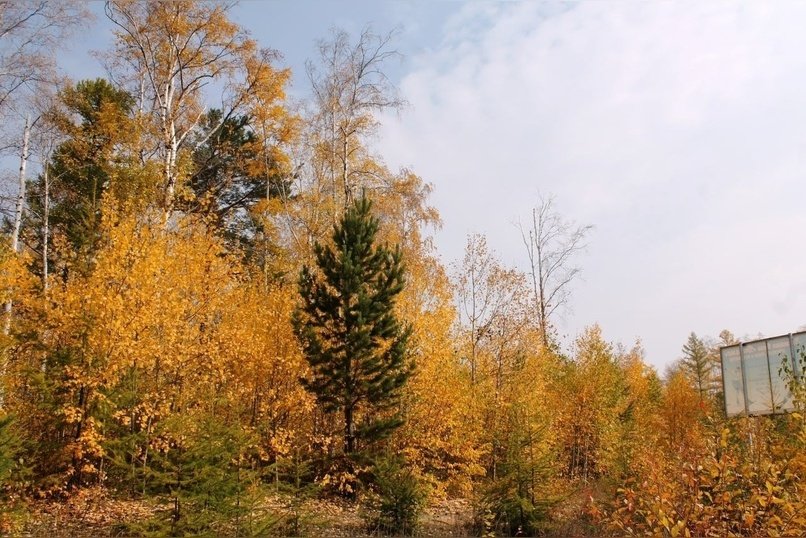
[37,79,137,254]
[0,414,28,533]
[116,413,274,537]
[294,197,412,454]
[186,110,291,228]
[681,332,713,401]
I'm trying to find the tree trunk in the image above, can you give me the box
[11,115,30,254]
[3,115,31,339]
[342,129,350,208]
[42,159,49,291]
[344,405,355,453]
[536,227,549,349]
[163,133,177,217]
[469,268,477,385]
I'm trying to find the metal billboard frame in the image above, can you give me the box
[720,330,806,417]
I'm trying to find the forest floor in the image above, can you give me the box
[20,487,602,536]
[20,488,474,537]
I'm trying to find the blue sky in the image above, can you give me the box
[59,1,806,371]
[67,1,456,94]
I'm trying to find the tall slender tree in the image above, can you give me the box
[681,332,713,401]
[306,27,404,213]
[520,195,591,349]
[294,197,412,454]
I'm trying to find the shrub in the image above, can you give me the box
[364,455,427,536]
[0,414,29,533]
[111,413,277,537]
[472,476,553,537]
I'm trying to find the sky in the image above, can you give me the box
[60,1,806,371]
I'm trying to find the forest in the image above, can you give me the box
[1,1,806,536]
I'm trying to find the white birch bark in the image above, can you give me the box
[42,160,49,291]
[1,115,32,405]
[10,115,31,254]
[3,115,31,335]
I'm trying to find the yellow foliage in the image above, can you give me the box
[392,251,483,495]
[6,199,316,486]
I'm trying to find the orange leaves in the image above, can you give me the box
[660,370,707,452]
[606,394,806,537]
[243,49,298,158]
[214,280,313,449]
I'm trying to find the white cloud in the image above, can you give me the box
[377,1,806,369]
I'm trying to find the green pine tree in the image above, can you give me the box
[682,332,713,401]
[30,79,136,257]
[118,413,275,537]
[0,414,29,530]
[294,197,413,455]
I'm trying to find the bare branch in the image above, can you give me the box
[520,194,592,348]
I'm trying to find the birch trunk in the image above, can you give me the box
[3,116,31,335]
[1,116,31,406]
[42,160,49,291]
[10,115,31,254]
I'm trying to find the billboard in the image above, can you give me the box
[720,331,806,417]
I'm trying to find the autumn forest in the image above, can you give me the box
[1,2,806,537]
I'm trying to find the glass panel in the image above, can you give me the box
[767,336,794,412]
[743,341,773,415]
[721,345,745,416]
[793,332,806,376]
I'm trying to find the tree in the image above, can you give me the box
[306,27,403,213]
[718,329,737,347]
[104,0,293,216]
[561,326,620,481]
[123,413,272,537]
[185,109,293,252]
[659,369,705,450]
[294,197,412,455]
[391,253,482,494]
[0,2,85,275]
[34,79,137,257]
[520,195,591,348]
[279,27,406,255]
[454,233,529,385]
[681,332,714,402]
[2,115,37,339]
[9,116,34,255]
[0,1,86,130]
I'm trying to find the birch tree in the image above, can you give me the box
[30,116,63,290]
[104,0,292,215]
[9,116,33,254]
[0,0,86,131]
[455,234,529,385]
[520,195,591,348]
[309,28,402,207]
[278,27,431,267]
[1,116,33,340]
[301,27,404,225]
